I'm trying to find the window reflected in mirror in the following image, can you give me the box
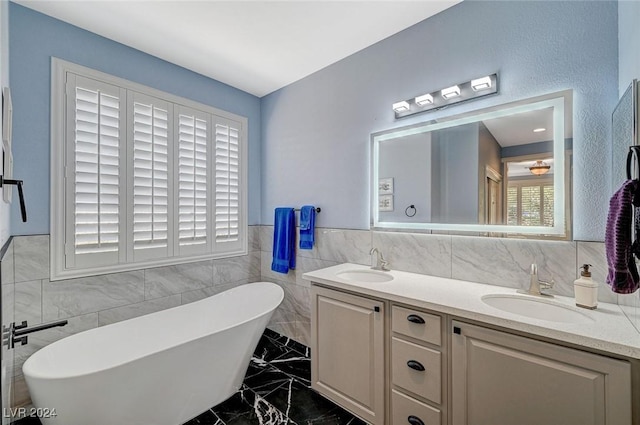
[505,158,554,227]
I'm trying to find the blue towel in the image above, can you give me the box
[272,208,296,274]
[299,205,316,250]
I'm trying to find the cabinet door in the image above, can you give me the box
[311,285,385,425]
[451,321,632,425]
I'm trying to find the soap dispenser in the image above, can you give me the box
[574,264,597,309]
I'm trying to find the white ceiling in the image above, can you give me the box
[14,0,461,97]
[483,107,555,148]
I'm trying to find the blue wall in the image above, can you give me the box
[0,0,10,247]
[618,0,640,96]
[260,0,618,240]
[9,3,262,234]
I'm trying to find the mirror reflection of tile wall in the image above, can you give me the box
[610,82,640,334]
[619,292,640,334]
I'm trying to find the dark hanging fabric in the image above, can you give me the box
[606,179,640,294]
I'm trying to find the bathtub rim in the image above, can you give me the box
[23,281,284,380]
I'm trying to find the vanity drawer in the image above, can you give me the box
[392,305,441,346]
[392,337,441,403]
[392,389,441,425]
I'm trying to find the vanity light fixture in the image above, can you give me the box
[471,76,492,91]
[392,101,410,113]
[392,73,498,119]
[529,160,551,176]
[415,93,434,106]
[441,85,461,100]
[533,127,546,133]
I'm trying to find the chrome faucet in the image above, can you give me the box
[369,248,390,271]
[526,263,555,296]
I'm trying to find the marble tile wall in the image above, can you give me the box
[5,227,262,410]
[260,227,372,345]
[619,291,640,333]
[260,225,626,345]
[1,238,15,425]
[4,224,637,416]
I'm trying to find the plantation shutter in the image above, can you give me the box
[65,74,125,269]
[174,106,210,255]
[128,92,173,261]
[506,180,554,226]
[506,186,518,225]
[54,60,248,280]
[213,116,244,253]
[542,185,554,227]
[520,186,541,226]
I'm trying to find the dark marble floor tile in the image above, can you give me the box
[212,388,255,420]
[269,351,311,385]
[253,334,296,363]
[12,417,42,425]
[281,339,309,358]
[250,394,296,425]
[264,331,308,357]
[245,356,273,379]
[259,378,366,425]
[213,387,293,425]
[263,328,282,340]
[183,409,225,425]
[244,364,296,397]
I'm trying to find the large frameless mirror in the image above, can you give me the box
[372,90,572,238]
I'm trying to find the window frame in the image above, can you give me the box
[51,58,248,281]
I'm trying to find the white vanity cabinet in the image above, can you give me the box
[451,321,632,425]
[310,285,386,425]
[309,283,636,425]
[390,305,446,425]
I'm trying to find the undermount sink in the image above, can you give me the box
[481,294,594,324]
[337,269,394,283]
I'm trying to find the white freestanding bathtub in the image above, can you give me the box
[22,282,284,425]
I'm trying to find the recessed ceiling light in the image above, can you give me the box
[533,127,546,133]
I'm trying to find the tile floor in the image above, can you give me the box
[14,329,366,425]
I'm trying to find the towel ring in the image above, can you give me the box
[627,146,640,180]
[405,204,417,217]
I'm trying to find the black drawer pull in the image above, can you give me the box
[407,314,425,324]
[408,415,425,425]
[407,360,425,371]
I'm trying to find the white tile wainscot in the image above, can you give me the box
[260,225,623,347]
[6,228,263,410]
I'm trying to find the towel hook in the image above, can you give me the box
[626,146,640,180]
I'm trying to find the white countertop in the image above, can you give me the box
[302,263,640,359]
